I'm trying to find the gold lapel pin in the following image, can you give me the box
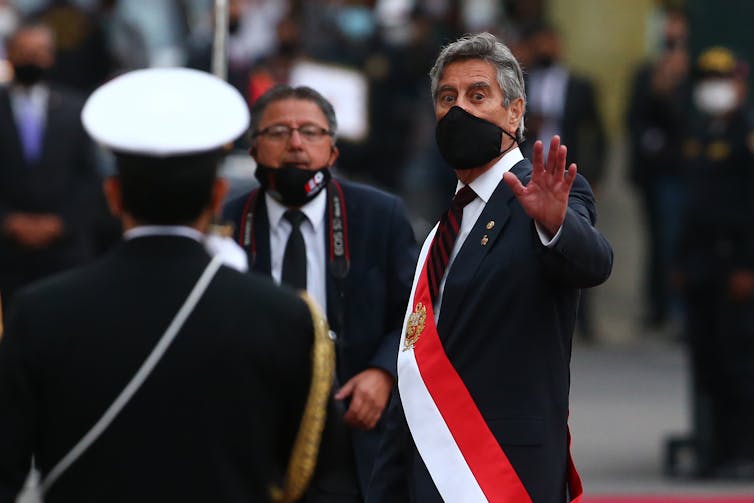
[486,220,495,230]
[481,235,489,246]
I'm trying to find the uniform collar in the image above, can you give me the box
[456,147,524,202]
[123,225,204,242]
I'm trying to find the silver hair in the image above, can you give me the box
[429,32,526,142]
[249,85,338,144]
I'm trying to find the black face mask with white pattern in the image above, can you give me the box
[255,163,331,207]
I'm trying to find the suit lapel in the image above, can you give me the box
[251,195,272,275]
[0,90,26,166]
[38,89,62,168]
[436,159,532,338]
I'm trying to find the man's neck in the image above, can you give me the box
[455,137,518,185]
[455,157,500,185]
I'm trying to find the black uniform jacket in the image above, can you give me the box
[0,235,314,502]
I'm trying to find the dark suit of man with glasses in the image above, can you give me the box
[224,85,418,502]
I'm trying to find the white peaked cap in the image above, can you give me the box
[82,68,249,157]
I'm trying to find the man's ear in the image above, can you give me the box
[102,177,123,217]
[328,144,340,167]
[507,97,525,132]
[209,177,230,216]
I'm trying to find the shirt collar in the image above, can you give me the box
[265,188,327,231]
[456,147,524,203]
[123,225,204,242]
[10,83,49,103]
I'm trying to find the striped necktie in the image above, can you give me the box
[427,185,477,304]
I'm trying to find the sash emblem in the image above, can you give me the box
[403,302,427,351]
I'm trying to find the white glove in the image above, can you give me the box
[204,233,248,273]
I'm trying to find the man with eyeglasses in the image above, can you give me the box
[223,84,418,502]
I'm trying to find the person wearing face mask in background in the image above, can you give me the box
[673,46,754,478]
[223,84,417,502]
[523,21,607,343]
[626,7,691,332]
[186,0,289,148]
[0,20,98,317]
[368,32,612,502]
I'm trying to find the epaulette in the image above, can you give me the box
[269,292,335,503]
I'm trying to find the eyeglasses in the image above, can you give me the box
[252,124,333,143]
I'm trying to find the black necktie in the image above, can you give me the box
[282,209,307,290]
[427,185,477,304]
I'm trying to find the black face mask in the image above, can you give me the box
[228,18,241,35]
[435,106,517,170]
[255,163,332,207]
[13,63,46,86]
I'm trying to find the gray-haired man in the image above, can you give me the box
[368,32,613,503]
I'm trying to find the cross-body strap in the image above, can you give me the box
[31,255,224,499]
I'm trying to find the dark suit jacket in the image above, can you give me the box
[0,85,99,305]
[560,75,606,186]
[367,160,613,503]
[224,178,418,492]
[625,62,690,187]
[0,236,314,502]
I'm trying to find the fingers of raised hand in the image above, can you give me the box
[554,144,568,180]
[546,135,561,174]
[532,140,545,175]
[564,163,578,188]
[502,171,526,196]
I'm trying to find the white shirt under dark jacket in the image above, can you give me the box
[265,190,328,317]
[435,147,562,319]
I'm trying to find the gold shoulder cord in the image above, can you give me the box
[270,291,335,503]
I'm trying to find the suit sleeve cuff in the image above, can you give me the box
[535,222,563,247]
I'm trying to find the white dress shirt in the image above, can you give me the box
[265,191,328,316]
[10,83,49,128]
[435,147,562,317]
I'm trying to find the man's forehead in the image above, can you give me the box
[439,59,497,85]
[438,81,493,92]
[260,98,328,124]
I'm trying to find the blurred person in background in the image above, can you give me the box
[246,13,303,105]
[96,0,149,73]
[0,0,18,57]
[187,0,288,104]
[523,22,606,186]
[0,20,98,316]
[31,0,114,93]
[675,46,754,478]
[522,21,607,341]
[223,84,417,502]
[626,7,690,331]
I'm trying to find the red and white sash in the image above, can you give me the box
[397,226,583,502]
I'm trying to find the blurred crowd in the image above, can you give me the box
[625,6,754,477]
[0,0,611,329]
[1,0,754,478]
